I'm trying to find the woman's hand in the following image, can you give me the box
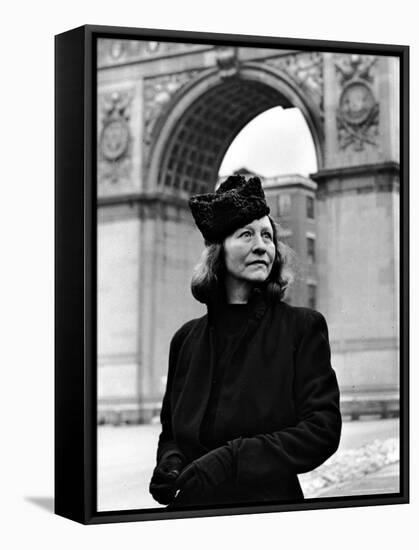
[175,446,233,500]
[149,453,184,505]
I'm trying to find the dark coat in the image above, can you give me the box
[157,290,341,507]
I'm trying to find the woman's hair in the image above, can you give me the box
[191,216,296,304]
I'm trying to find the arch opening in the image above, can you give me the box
[156,78,298,196]
[219,106,318,179]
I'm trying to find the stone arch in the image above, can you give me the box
[147,63,324,196]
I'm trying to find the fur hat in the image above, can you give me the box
[188,174,270,243]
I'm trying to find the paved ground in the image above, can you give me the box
[98,423,159,511]
[317,462,399,498]
[97,418,399,512]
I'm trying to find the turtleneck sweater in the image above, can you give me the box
[200,302,252,449]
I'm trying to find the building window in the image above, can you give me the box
[306,196,315,219]
[277,193,291,217]
[307,237,316,263]
[307,284,317,309]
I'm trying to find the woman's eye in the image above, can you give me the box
[263,232,273,240]
[240,231,252,238]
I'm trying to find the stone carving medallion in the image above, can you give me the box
[101,118,130,161]
[340,81,376,126]
[98,90,133,185]
[335,55,379,151]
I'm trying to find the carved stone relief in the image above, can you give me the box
[143,70,203,150]
[97,39,142,66]
[98,90,134,185]
[266,52,324,114]
[215,46,239,79]
[334,54,379,151]
[97,39,207,68]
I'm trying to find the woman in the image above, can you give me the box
[149,174,341,508]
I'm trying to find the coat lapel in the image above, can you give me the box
[171,319,215,459]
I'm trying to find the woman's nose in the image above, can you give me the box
[252,234,267,252]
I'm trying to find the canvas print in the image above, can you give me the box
[96,36,401,512]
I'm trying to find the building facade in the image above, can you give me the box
[97,39,400,423]
[264,173,318,309]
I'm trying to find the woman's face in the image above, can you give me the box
[223,216,276,285]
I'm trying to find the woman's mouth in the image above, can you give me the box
[248,260,268,266]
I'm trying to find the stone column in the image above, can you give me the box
[136,196,204,422]
[313,54,400,404]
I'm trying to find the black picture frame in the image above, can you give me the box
[55,24,409,525]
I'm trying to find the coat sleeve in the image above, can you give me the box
[156,325,188,464]
[229,309,341,484]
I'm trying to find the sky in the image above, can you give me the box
[218,106,318,178]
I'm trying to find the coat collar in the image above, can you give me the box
[206,283,268,327]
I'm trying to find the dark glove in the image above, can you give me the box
[149,453,185,505]
[175,446,233,499]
